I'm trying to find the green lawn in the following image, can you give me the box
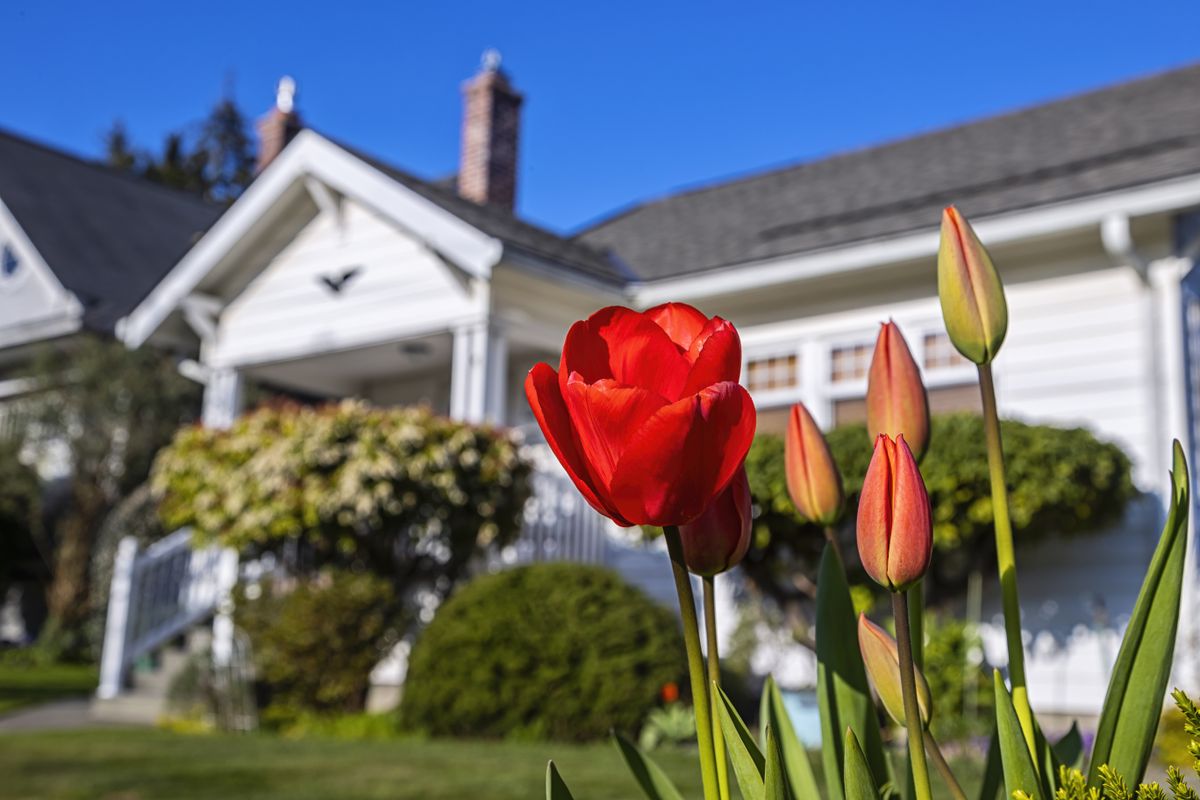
[0,727,983,800]
[0,662,97,715]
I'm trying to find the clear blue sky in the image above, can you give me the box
[5,1,1200,233]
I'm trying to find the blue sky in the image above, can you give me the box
[5,1,1200,232]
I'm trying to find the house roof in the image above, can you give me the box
[577,62,1200,282]
[0,129,222,330]
[341,144,632,285]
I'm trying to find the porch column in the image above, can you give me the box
[451,321,488,423]
[484,326,508,425]
[202,367,244,430]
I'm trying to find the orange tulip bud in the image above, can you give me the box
[938,206,1008,364]
[857,434,932,592]
[785,402,844,525]
[858,614,931,728]
[679,466,752,576]
[866,321,930,461]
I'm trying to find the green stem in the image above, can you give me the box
[908,580,925,671]
[703,575,731,800]
[664,526,720,800]
[977,363,1037,759]
[923,729,968,800]
[892,591,934,800]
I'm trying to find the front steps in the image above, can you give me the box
[91,627,211,725]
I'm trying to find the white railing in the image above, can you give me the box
[509,443,612,565]
[97,529,238,700]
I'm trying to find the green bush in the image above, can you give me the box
[234,569,398,723]
[920,615,994,741]
[0,438,43,594]
[401,563,684,742]
[742,413,1134,600]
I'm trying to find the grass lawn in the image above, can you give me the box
[0,727,984,800]
[0,662,97,715]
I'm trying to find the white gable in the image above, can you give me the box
[209,198,482,369]
[0,196,82,349]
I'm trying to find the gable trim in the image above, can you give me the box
[0,194,84,347]
[120,131,504,348]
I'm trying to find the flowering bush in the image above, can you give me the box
[152,399,531,594]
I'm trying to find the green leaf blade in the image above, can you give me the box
[717,684,766,800]
[612,732,686,800]
[763,676,821,800]
[1088,442,1190,787]
[994,671,1043,800]
[547,761,576,800]
[843,728,881,800]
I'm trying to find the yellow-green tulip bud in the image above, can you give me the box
[938,206,1008,364]
[857,613,932,728]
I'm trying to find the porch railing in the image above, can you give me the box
[509,443,611,565]
[96,529,238,700]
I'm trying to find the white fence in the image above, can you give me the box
[506,444,611,565]
[96,529,238,700]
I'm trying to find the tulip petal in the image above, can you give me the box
[887,435,932,590]
[785,403,843,525]
[645,302,710,350]
[525,363,631,525]
[609,382,757,526]
[856,435,895,588]
[560,306,691,401]
[679,466,752,575]
[681,318,742,395]
[939,207,1008,364]
[563,374,669,492]
[866,322,930,460]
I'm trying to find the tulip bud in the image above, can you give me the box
[857,434,932,592]
[679,466,752,576]
[938,206,1008,364]
[785,403,844,525]
[866,321,930,461]
[858,614,931,728]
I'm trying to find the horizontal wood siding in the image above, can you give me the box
[213,200,479,369]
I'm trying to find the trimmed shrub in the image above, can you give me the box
[401,563,684,741]
[234,569,398,723]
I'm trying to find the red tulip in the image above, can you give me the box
[680,466,752,575]
[857,434,932,592]
[785,402,843,525]
[525,303,756,527]
[866,321,930,461]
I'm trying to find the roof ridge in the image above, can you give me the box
[0,126,221,211]
[575,60,1200,237]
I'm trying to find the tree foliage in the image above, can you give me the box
[401,563,684,741]
[104,95,255,203]
[24,336,200,654]
[152,400,532,622]
[741,413,1134,623]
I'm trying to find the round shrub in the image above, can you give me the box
[401,563,684,741]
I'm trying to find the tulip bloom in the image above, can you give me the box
[525,303,756,527]
[938,206,1008,364]
[785,402,843,525]
[866,321,930,461]
[858,614,931,727]
[680,466,752,575]
[857,434,932,592]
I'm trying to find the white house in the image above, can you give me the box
[6,56,1200,724]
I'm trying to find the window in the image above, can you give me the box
[830,343,871,383]
[746,352,799,393]
[923,332,968,371]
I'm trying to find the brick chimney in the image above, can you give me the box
[255,76,303,174]
[458,50,523,210]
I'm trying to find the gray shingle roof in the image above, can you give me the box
[341,143,632,285]
[0,129,222,331]
[577,62,1200,282]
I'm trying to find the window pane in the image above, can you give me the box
[746,351,800,393]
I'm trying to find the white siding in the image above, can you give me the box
[211,199,482,369]
[0,198,80,348]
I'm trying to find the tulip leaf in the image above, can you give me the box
[764,725,789,800]
[547,761,576,800]
[612,732,686,800]
[716,685,766,800]
[817,544,891,800]
[994,670,1043,800]
[1088,441,1190,788]
[978,726,1003,800]
[1053,723,1084,771]
[762,676,821,800]
[843,728,881,800]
